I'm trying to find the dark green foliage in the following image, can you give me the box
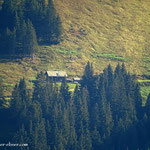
[12,125,29,149]
[60,78,71,103]
[0,78,4,108]
[0,64,150,150]
[0,18,37,56]
[16,19,37,55]
[81,61,94,89]
[145,94,150,118]
[34,0,62,44]
[134,83,143,120]
[11,78,29,116]
[0,0,62,56]
[0,28,16,54]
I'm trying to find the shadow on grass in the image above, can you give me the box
[0,55,31,63]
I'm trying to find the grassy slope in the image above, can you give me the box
[54,0,150,73]
[1,0,150,96]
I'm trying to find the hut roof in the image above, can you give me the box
[73,77,81,81]
[46,71,67,77]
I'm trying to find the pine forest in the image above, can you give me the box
[0,0,62,56]
[0,63,150,150]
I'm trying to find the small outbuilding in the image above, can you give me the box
[45,71,67,81]
[73,77,81,84]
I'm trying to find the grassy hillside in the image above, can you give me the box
[1,0,150,96]
[54,0,150,73]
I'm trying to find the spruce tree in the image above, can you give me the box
[145,94,150,118]
[34,119,50,150]
[39,0,62,44]
[0,0,62,56]
[80,87,89,129]
[81,62,98,108]
[104,64,113,103]
[0,78,4,108]
[32,71,47,103]
[91,127,102,150]
[0,28,16,55]
[0,0,15,31]
[11,78,32,128]
[98,85,113,139]
[81,61,94,88]
[134,83,143,120]
[12,124,29,149]
[90,103,100,130]
[24,20,37,55]
[11,84,22,115]
[60,78,71,103]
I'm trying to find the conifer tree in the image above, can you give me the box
[32,72,53,119]
[39,0,62,44]
[12,124,29,149]
[10,78,32,129]
[80,87,90,128]
[5,28,16,54]
[0,28,16,54]
[73,86,83,137]
[0,0,62,56]
[78,124,92,150]
[11,84,21,114]
[91,127,102,150]
[134,83,143,120]
[0,0,15,30]
[103,64,113,103]
[90,103,100,130]
[24,20,37,55]
[81,61,94,88]
[60,78,71,103]
[67,125,78,150]
[0,78,4,108]
[32,71,47,102]
[145,94,150,118]
[34,119,50,150]
[81,62,98,108]
[98,84,113,139]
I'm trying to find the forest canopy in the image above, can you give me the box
[0,63,150,150]
[0,0,62,56]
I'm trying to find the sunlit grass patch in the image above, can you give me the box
[4,83,15,87]
[68,83,76,92]
[140,86,150,106]
[55,82,76,92]
[138,80,150,83]
[93,53,129,62]
[5,97,11,101]
[55,46,78,55]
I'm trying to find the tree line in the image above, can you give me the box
[0,63,150,150]
[0,0,62,56]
